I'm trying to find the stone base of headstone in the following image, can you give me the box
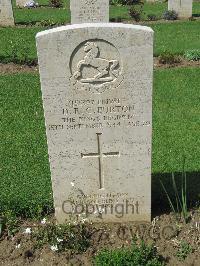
[168,0,193,18]
[0,0,14,26]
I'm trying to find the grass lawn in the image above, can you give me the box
[153,67,200,173]
[0,20,199,64]
[151,20,200,56]
[0,67,200,216]
[0,27,43,64]
[0,73,52,217]
[14,7,70,25]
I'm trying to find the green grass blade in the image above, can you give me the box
[160,179,176,213]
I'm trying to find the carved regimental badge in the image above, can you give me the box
[70,39,123,93]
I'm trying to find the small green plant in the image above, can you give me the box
[158,51,181,64]
[184,49,200,61]
[93,240,165,266]
[147,14,158,21]
[0,211,20,237]
[49,0,63,8]
[39,19,57,27]
[163,10,178,20]
[176,241,193,261]
[33,223,90,252]
[160,159,189,223]
[129,5,144,22]
[0,217,5,237]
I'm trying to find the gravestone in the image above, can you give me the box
[16,0,28,8]
[70,0,109,24]
[36,23,153,223]
[168,0,193,18]
[0,0,14,26]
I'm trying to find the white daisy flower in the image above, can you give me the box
[41,218,47,224]
[24,228,32,234]
[56,237,63,243]
[50,244,58,251]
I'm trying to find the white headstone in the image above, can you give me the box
[168,0,193,18]
[0,0,14,26]
[36,23,153,223]
[70,0,109,24]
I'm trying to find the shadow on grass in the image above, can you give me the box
[38,4,50,7]
[15,21,39,26]
[152,171,200,217]
[0,56,37,66]
[15,21,64,27]
[193,14,200,17]
[110,17,125,22]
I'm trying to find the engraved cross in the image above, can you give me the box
[81,133,120,189]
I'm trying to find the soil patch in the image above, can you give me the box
[0,63,38,74]
[0,210,200,265]
[0,59,199,75]
[154,58,200,69]
[13,17,200,28]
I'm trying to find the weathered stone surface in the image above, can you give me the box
[168,0,193,18]
[0,0,14,26]
[70,0,109,24]
[36,23,153,223]
[16,0,28,8]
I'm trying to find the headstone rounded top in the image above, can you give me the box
[36,23,154,39]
